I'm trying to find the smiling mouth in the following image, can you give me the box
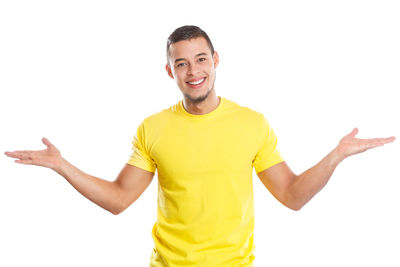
[188,78,205,85]
[186,77,206,88]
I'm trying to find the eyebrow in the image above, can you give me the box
[174,52,209,64]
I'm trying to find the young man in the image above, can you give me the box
[4,26,395,266]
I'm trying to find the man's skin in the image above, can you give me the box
[4,36,395,214]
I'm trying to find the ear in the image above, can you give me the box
[165,63,174,79]
[213,51,219,69]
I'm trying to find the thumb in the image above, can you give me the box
[349,127,359,137]
[42,137,53,148]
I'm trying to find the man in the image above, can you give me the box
[4,25,395,266]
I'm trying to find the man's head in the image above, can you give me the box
[165,25,219,104]
[166,25,215,63]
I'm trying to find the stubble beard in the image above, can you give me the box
[183,74,216,104]
[184,86,214,104]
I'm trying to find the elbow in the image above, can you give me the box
[110,208,122,215]
[109,201,127,215]
[283,191,304,211]
[281,199,303,211]
[288,203,303,211]
[110,206,125,215]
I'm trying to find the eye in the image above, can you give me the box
[176,62,186,68]
[198,58,206,62]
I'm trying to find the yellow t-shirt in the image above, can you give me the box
[127,96,284,267]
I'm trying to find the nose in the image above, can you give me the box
[187,62,200,76]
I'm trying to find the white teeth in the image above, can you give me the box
[188,78,205,85]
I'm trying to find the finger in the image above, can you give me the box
[376,137,396,144]
[368,136,395,141]
[15,159,34,165]
[366,142,385,148]
[4,150,33,160]
[42,137,52,147]
[384,136,396,142]
[349,127,359,137]
[361,141,393,151]
[362,137,396,145]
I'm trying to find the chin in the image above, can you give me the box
[185,88,213,103]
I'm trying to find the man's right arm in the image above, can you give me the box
[56,159,154,215]
[5,137,154,215]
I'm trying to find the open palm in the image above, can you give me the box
[336,128,395,159]
[4,138,62,170]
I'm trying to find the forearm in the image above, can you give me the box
[286,148,345,210]
[54,158,123,215]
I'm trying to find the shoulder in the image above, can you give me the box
[222,97,265,121]
[139,101,180,127]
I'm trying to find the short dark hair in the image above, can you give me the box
[166,25,215,64]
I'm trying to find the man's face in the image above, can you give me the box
[166,37,219,103]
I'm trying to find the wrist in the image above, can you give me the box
[330,146,347,165]
[53,157,68,176]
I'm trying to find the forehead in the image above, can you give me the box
[168,37,212,60]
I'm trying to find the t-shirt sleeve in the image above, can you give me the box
[126,120,157,173]
[252,115,284,173]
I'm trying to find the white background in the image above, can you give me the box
[1,0,399,266]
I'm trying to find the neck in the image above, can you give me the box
[183,90,220,115]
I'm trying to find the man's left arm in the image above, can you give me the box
[257,128,395,211]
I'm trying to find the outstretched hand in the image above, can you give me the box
[335,128,395,161]
[4,138,63,171]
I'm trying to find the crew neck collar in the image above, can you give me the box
[179,96,225,119]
